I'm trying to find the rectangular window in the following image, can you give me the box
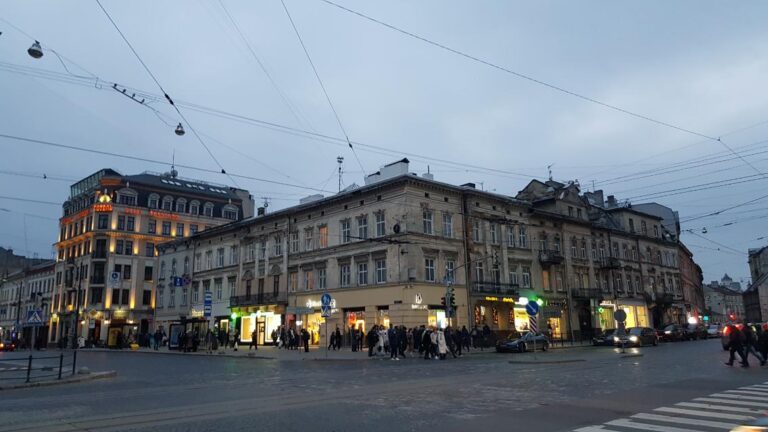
[341,220,351,243]
[628,218,635,233]
[162,221,171,236]
[446,260,455,283]
[157,288,164,308]
[142,290,152,306]
[641,220,647,235]
[507,226,515,248]
[176,223,184,237]
[98,214,109,229]
[217,248,225,267]
[215,279,223,300]
[357,262,368,286]
[90,287,103,304]
[145,242,154,258]
[425,258,435,282]
[112,288,120,305]
[144,266,153,281]
[509,264,519,286]
[168,288,175,307]
[230,246,239,265]
[490,223,499,244]
[305,270,314,291]
[289,272,298,292]
[117,215,125,231]
[375,212,386,237]
[654,225,659,238]
[422,210,433,235]
[190,224,198,235]
[318,226,328,248]
[115,240,124,256]
[122,264,132,280]
[272,275,279,296]
[247,243,255,262]
[181,287,188,306]
[192,282,199,303]
[304,229,313,251]
[274,235,283,257]
[124,240,133,255]
[472,221,481,242]
[358,215,368,239]
[318,268,327,289]
[205,250,213,269]
[522,266,531,288]
[126,216,135,232]
[475,262,484,283]
[290,232,299,253]
[259,241,266,259]
[340,264,351,287]
[518,225,527,248]
[375,259,387,284]
[148,219,156,234]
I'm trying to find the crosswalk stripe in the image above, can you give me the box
[676,401,763,414]
[726,390,768,397]
[695,397,768,408]
[573,426,624,432]
[740,386,768,393]
[605,418,705,432]
[655,406,755,421]
[631,412,737,429]
[712,393,768,402]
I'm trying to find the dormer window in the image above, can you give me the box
[162,196,173,211]
[189,200,200,215]
[116,188,137,206]
[223,205,238,220]
[148,194,159,209]
[203,202,214,217]
[175,198,187,213]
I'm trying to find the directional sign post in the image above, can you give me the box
[109,271,121,288]
[27,309,44,327]
[203,292,212,318]
[614,309,627,353]
[526,301,540,354]
[320,293,333,358]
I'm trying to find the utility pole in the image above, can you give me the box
[337,156,344,193]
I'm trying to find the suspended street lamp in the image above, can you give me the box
[175,123,185,136]
[27,40,43,59]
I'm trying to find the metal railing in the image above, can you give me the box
[0,351,77,384]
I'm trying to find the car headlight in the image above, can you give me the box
[629,336,638,342]
[664,331,671,334]
[613,336,619,342]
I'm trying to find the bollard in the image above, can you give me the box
[58,353,64,380]
[26,355,32,383]
[72,350,77,376]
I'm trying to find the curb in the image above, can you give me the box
[508,359,586,365]
[0,370,117,391]
[619,353,644,358]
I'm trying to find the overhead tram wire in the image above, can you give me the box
[94,0,237,186]
[0,195,61,206]
[0,133,334,194]
[683,230,746,256]
[0,60,541,180]
[317,0,768,179]
[279,0,367,176]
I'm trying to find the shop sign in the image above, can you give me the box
[124,208,142,216]
[286,306,314,315]
[547,300,566,308]
[415,293,423,304]
[411,304,428,310]
[306,299,337,309]
[149,210,179,220]
[483,296,516,303]
[599,301,615,307]
[94,203,113,212]
[542,308,561,318]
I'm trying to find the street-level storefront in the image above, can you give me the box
[290,284,466,347]
[230,304,285,346]
[597,299,649,329]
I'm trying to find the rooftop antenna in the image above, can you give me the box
[547,164,554,181]
[262,197,270,209]
[170,149,178,178]
[337,156,344,193]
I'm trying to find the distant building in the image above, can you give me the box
[0,261,55,345]
[704,277,745,322]
[745,246,768,322]
[51,168,253,348]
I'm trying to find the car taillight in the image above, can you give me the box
[723,327,730,336]
[0,343,4,348]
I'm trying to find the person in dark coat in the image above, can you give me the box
[334,327,342,350]
[250,328,258,351]
[328,330,336,351]
[482,324,492,351]
[758,324,768,363]
[388,325,399,360]
[358,326,364,351]
[461,326,471,352]
[453,327,463,356]
[301,328,310,352]
[725,324,748,367]
[414,326,423,354]
[423,328,433,360]
[744,325,764,365]
[350,326,357,352]
[398,326,407,357]
[367,325,379,357]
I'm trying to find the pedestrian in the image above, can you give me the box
[429,327,439,359]
[452,327,463,357]
[328,330,336,351]
[414,326,423,355]
[388,325,399,360]
[461,326,470,352]
[470,326,479,349]
[482,324,491,351]
[725,324,748,367]
[437,328,448,360]
[271,329,278,346]
[406,328,414,357]
[358,325,365,351]
[205,329,215,354]
[367,325,379,357]
[233,328,240,351]
[350,326,357,352]
[250,328,258,351]
[759,324,768,363]
[423,327,432,360]
[744,325,764,366]
[334,326,342,350]
[301,328,310,352]
[153,328,162,351]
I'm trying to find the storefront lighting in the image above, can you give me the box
[536,298,544,306]
[230,312,238,320]
[517,297,529,306]
[687,317,698,325]
[598,307,605,313]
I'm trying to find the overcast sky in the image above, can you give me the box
[1,1,767,285]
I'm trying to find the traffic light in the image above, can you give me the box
[450,295,456,309]
[441,297,446,307]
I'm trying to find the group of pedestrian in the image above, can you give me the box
[364,324,472,360]
[724,322,768,368]
[272,326,310,352]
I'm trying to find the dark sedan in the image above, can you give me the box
[0,339,16,351]
[592,329,617,346]
[660,324,686,342]
[685,324,708,340]
[496,332,549,353]
[614,327,658,347]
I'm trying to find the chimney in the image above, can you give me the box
[461,182,476,189]
[607,195,617,207]
[257,207,265,216]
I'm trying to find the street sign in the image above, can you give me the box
[529,316,538,333]
[321,293,332,306]
[173,277,183,287]
[109,271,121,288]
[320,305,331,318]
[27,309,44,327]
[203,291,212,318]
[526,301,540,316]
[613,309,627,322]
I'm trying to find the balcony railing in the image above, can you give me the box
[471,282,519,297]
[91,250,108,259]
[538,250,564,265]
[599,257,621,269]
[571,288,603,299]
[230,292,287,307]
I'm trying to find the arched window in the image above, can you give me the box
[162,196,173,211]
[184,256,190,274]
[175,198,187,213]
[171,258,177,276]
[148,193,160,209]
[116,188,138,206]
[189,200,200,215]
[203,202,214,217]
[222,204,238,220]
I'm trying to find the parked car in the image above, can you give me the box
[614,327,658,347]
[496,332,549,353]
[592,329,617,346]
[660,324,686,342]
[684,324,708,340]
[706,324,721,339]
[0,339,16,351]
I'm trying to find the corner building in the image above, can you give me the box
[52,169,253,347]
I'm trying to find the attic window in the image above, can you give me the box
[475,202,480,207]
[424,192,430,198]
[359,200,364,206]
[344,204,348,210]
[377,195,382,201]
[321,211,324,216]
[444,197,449,202]
[308,214,311,219]
[492,205,497,211]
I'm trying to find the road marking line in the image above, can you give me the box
[741,386,768,392]
[676,402,763,414]
[631,413,737,429]
[605,418,705,432]
[695,397,768,408]
[711,393,768,402]
[573,426,624,432]
[726,390,768,397]
[655,407,755,421]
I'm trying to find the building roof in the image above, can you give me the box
[122,172,244,201]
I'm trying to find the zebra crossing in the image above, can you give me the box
[574,382,768,431]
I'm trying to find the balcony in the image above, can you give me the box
[471,282,519,297]
[538,250,564,266]
[230,292,287,307]
[91,275,106,285]
[599,257,621,270]
[571,288,603,299]
[92,250,108,259]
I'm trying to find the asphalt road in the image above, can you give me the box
[1,339,766,432]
